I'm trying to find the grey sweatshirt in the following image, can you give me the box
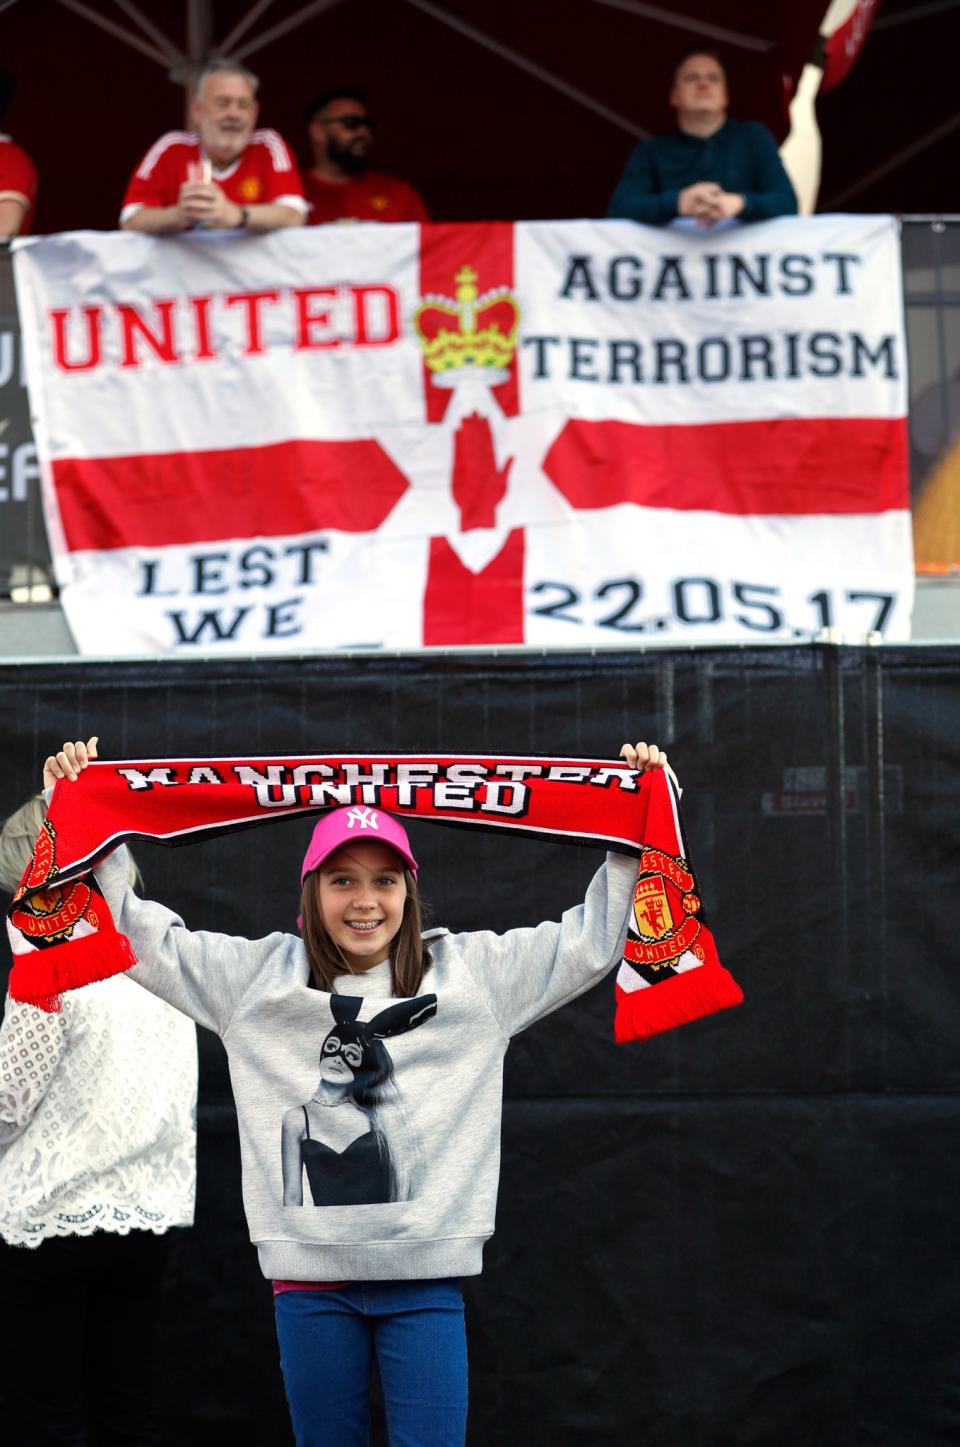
[97,847,637,1281]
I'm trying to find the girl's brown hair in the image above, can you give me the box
[299,866,432,997]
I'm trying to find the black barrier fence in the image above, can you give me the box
[1,643,958,1446]
[2,217,960,599]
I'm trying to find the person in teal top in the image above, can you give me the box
[608,49,797,227]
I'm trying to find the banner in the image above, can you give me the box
[13,216,911,652]
[0,247,47,592]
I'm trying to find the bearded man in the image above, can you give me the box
[121,59,306,234]
[303,88,429,225]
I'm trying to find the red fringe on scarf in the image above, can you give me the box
[9,930,137,1014]
[614,958,744,1044]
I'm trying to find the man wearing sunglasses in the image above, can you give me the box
[303,88,430,225]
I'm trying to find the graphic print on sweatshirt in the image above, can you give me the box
[280,992,438,1207]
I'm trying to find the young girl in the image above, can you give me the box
[43,735,669,1447]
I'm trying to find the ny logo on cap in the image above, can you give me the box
[346,806,380,831]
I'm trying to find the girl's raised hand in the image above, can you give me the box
[43,737,98,790]
[620,741,667,772]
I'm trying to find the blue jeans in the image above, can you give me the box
[274,1279,468,1447]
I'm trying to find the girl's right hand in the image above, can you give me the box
[619,741,667,772]
[43,737,98,790]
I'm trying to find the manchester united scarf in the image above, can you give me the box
[6,754,742,1042]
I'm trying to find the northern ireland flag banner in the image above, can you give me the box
[13,216,911,654]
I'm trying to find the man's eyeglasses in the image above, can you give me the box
[319,115,374,131]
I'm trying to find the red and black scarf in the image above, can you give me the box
[6,754,742,1043]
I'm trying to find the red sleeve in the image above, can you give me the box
[122,139,183,212]
[256,131,305,205]
[0,144,38,204]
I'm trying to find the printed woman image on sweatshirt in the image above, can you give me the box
[280,992,437,1207]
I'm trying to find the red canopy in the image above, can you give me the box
[2,0,953,232]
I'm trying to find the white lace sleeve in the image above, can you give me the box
[0,996,67,1145]
[0,977,197,1246]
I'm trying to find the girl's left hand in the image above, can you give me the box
[620,741,667,772]
[43,737,98,790]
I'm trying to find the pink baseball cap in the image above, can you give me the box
[300,805,419,883]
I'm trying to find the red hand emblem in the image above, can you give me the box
[451,412,513,531]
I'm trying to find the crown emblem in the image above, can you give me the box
[414,265,520,388]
